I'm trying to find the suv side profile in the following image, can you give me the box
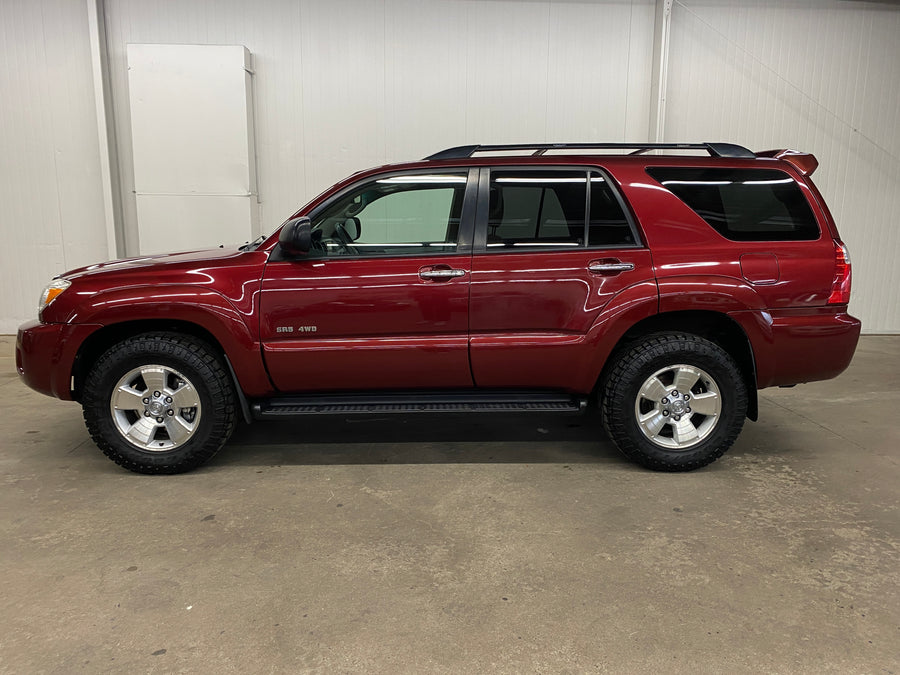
[16,142,861,474]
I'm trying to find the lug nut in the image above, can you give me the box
[165,396,173,404]
[674,415,681,421]
[686,407,692,413]
[684,394,690,401]
[156,416,164,423]
[144,411,151,417]
[142,397,150,404]
[153,391,161,398]
[662,410,669,417]
[672,390,679,397]
[166,409,174,416]
[661,398,669,404]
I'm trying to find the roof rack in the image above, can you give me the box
[424,142,756,161]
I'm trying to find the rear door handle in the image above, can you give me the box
[588,260,635,275]
[419,267,467,280]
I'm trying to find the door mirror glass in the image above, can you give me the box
[278,217,312,256]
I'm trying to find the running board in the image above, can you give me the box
[251,391,588,418]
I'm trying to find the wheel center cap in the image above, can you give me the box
[671,400,686,414]
[147,401,166,416]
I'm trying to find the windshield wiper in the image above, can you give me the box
[239,235,266,251]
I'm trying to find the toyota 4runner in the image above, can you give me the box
[16,142,861,473]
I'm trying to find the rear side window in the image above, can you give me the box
[646,167,819,241]
[486,170,636,249]
[488,170,586,248]
[589,174,635,247]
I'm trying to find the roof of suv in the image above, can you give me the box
[277,141,822,239]
[424,142,756,160]
[416,143,819,177]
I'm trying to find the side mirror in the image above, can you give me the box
[278,217,312,256]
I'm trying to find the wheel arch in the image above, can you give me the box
[71,320,253,424]
[597,310,759,421]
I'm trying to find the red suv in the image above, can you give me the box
[16,142,860,474]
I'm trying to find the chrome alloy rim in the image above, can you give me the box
[109,365,201,451]
[633,364,721,450]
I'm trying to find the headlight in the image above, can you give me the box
[38,278,71,315]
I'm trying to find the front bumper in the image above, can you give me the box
[16,320,102,400]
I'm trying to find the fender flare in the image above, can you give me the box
[657,274,767,314]
[657,275,774,393]
[69,285,272,397]
[588,276,764,420]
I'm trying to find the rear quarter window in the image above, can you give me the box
[645,167,819,241]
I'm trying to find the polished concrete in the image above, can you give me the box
[1,335,898,673]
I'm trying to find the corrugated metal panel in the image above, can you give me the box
[665,0,900,333]
[12,0,893,336]
[102,0,656,253]
[0,0,109,333]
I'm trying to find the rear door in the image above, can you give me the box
[260,169,476,392]
[468,166,656,391]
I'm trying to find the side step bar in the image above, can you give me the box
[251,391,588,418]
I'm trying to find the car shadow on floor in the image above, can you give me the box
[216,410,623,466]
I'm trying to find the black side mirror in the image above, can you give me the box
[278,217,312,256]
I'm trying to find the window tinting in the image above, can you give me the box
[646,167,819,241]
[589,174,634,247]
[487,171,586,248]
[310,173,467,256]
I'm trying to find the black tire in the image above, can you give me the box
[600,333,747,471]
[81,333,236,474]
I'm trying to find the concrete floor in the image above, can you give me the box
[0,336,897,674]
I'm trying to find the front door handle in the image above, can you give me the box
[588,260,635,275]
[419,267,467,281]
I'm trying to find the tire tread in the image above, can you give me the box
[81,332,236,474]
[601,333,747,472]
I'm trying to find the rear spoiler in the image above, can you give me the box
[756,149,819,176]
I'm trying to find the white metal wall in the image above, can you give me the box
[2,0,898,334]
[102,0,656,253]
[665,0,900,333]
[0,0,110,334]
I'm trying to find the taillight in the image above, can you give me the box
[827,240,852,305]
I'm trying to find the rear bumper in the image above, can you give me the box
[731,308,861,389]
[16,320,102,400]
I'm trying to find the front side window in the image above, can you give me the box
[310,172,467,256]
[646,167,819,241]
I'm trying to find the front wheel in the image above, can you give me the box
[81,333,236,474]
[601,333,747,471]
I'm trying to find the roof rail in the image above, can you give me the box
[424,142,756,161]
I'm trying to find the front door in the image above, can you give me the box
[468,166,656,391]
[260,169,476,392]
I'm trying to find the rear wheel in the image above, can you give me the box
[82,333,236,474]
[601,333,747,471]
